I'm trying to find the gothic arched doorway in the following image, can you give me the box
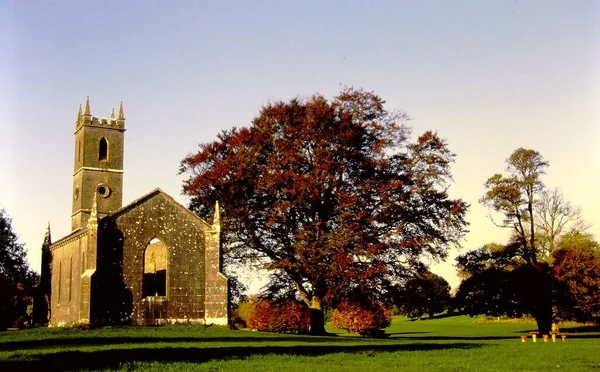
[142,238,167,297]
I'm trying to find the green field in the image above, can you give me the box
[1,315,598,371]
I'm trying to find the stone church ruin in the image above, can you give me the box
[37,97,228,326]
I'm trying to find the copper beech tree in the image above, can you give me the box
[180,89,468,334]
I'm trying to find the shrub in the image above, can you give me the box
[247,300,309,332]
[229,310,246,329]
[395,272,451,319]
[13,316,29,329]
[331,301,391,336]
[236,298,256,326]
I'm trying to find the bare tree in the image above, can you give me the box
[535,188,589,255]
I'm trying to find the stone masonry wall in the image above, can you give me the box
[49,233,87,326]
[204,224,228,324]
[112,191,225,324]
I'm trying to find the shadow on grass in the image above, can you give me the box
[406,312,462,322]
[559,325,600,333]
[0,342,482,371]
[389,332,600,341]
[389,335,519,341]
[0,334,367,352]
[386,332,431,335]
[426,312,462,320]
[562,334,600,339]
[512,326,600,339]
[3,327,597,353]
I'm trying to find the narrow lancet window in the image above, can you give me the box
[58,261,62,305]
[68,257,73,302]
[99,137,108,161]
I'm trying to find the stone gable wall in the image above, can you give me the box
[112,193,225,324]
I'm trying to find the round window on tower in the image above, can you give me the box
[97,184,111,198]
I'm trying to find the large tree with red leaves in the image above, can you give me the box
[180,89,468,334]
[552,232,600,325]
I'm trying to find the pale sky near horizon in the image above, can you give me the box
[1,1,599,291]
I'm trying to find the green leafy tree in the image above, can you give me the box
[0,209,37,329]
[235,294,258,328]
[458,154,595,333]
[180,88,468,334]
[455,247,554,327]
[455,242,523,280]
[395,271,451,319]
[470,148,555,333]
[454,266,522,318]
[454,242,525,317]
[480,148,549,265]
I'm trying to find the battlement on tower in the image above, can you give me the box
[90,116,119,126]
[75,96,125,130]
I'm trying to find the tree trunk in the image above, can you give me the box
[308,296,326,335]
[534,277,553,335]
[534,306,553,335]
[293,280,327,335]
[516,264,553,334]
[309,307,326,335]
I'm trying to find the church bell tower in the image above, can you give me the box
[71,96,125,230]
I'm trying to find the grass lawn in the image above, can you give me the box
[1,315,598,371]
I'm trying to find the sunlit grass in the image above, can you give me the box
[1,315,598,371]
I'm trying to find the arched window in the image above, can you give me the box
[99,137,108,161]
[143,238,167,297]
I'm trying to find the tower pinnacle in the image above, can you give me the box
[118,101,125,120]
[84,95,91,116]
[213,201,220,226]
[43,222,52,247]
[77,104,82,124]
[110,107,115,119]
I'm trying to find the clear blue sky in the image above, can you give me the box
[1,1,599,290]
